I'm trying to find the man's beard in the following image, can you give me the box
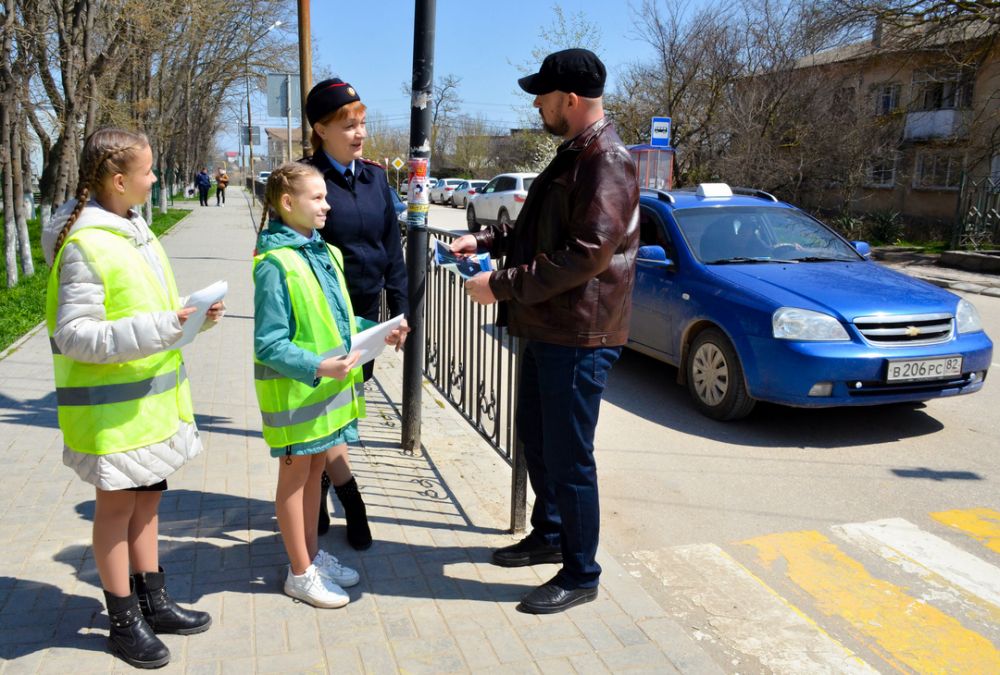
[541,110,569,137]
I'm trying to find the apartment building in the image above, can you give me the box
[794,23,999,230]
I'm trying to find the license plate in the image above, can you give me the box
[885,356,963,383]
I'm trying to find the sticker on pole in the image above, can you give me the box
[407,157,430,230]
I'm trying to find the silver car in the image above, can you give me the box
[428,178,464,205]
[451,180,488,209]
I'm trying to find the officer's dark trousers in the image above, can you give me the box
[518,340,621,589]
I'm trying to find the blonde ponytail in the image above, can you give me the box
[52,128,150,258]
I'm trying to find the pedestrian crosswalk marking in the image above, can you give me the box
[634,543,878,674]
[741,529,1000,674]
[932,507,1000,555]
[834,518,1000,610]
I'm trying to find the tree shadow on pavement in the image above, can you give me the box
[0,390,59,430]
[52,489,531,618]
[0,576,107,661]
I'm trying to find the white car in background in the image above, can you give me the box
[428,178,464,205]
[466,172,537,232]
[451,180,488,209]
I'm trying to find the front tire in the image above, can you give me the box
[686,328,755,421]
[467,206,481,233]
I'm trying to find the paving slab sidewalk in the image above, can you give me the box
[0,190,718,674]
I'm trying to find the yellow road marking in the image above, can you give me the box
[742,529,1000,674]
[932,508,1000,555]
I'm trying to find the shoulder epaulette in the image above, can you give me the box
[360,158,386,170]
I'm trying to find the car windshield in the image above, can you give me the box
[523,177,535,190]
[673,206,862,264]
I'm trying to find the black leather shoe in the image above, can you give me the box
[516,582,598,614]
[492,535,562,567]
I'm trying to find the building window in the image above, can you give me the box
[865,154,897,188]
[913,152,963,189]
[912,69,974,111]
[872,83,901,116]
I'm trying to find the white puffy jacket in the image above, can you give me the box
[44,200,204,489]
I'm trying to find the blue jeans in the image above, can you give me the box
[517,340,621,589]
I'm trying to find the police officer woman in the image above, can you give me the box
[303,78,410,549]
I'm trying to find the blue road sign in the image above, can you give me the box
[650,117,671,147]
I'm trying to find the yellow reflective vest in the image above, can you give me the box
[253,244,365,448]
[46,227,194,455]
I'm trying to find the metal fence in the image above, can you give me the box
[954,175,1000,250]
[421,227,519,464]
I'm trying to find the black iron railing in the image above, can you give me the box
[421,227,518,463]
[954,175,1000,250]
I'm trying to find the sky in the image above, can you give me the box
[236,0,675,159]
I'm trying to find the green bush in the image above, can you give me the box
[866,210,903,245]
[0,209,189,353]
[829,213,865,240]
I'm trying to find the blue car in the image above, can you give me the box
[630,183,993,420]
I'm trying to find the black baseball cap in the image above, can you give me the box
[306,78,361,125]
[518,48,606,98]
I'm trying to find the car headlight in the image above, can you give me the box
[956,298,983,334]
[772,307,850,341]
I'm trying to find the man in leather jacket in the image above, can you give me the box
[452,48,639,614]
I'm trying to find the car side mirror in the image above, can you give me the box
[637,245,674,268]
[851,241,872,259]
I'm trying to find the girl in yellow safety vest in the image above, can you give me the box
[43,128,223,668]
[253,162,404,608]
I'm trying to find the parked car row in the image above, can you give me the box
[416,174,538,232]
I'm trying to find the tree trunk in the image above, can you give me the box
[2,101,18,287]
[14,122,33,276]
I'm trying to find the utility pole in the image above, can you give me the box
[401,0,436,454]
[297,0,312,159]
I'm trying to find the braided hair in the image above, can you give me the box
[257,162,325,234]
[53,128,150,256]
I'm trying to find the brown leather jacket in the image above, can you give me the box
[476,118,639,347]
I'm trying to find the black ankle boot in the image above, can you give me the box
[133,567,212,635]
[318,471,331,536]
[334,476,372,550]
[104,587,170,669]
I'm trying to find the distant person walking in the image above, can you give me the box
[451,49,639,614]
[302,78,411,549]
[216,169,229,205]
[195,167,211,206]
[42,128,224,667]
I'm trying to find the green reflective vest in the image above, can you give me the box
[46,227,194,455]
[253,243,365,448]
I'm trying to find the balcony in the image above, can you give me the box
[904,109,971,141]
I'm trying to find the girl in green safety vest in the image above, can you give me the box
[253,162,405,608]
[44,128,223,668]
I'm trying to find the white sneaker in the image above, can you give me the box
[314,549,360,587]
[283,564,349,608]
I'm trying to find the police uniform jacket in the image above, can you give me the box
[304,151,409,320]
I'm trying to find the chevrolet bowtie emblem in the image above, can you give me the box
[905,325,920,337]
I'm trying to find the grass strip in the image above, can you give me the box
[0,208,190,353]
